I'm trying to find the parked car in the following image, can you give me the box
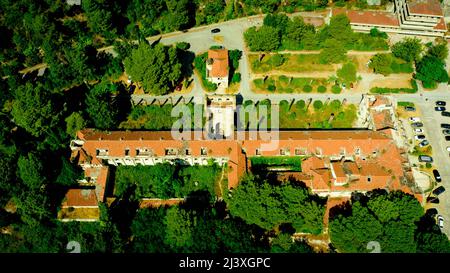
[443,129,450,135]
[415,135,426,140]
[411,122,423,127]
[426,208,438,217]
[435,106,446,111]
[409,117,421,122]
[442,111,450,117]
[437,215,444,229]
[427,196,440,204]
[446,136,450,141]
[414,128,423,134]
[433,186,446,196]
[211,28,220,33]
[418,155,433,162]
[418,140,429,147]
[433,169,442,182]
[405,106,416,111]
[436,101,446,106]
[447,146,450,152]
[441,123,450,129]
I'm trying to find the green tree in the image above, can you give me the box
[427,42,449,61]
[337,62,357,85]
[319,39,347,64]
[263,14,289,35]
[130,207,170,253]
[285,16,315,44]
[416,231,450,253]
[415,55,449,89]
[85,81,119,129]
[65,112,86,137]
[55,157,83,186]
[369,53,393,76]
[124,43,182,95]
[12,83,59,137]
[392,37,422,62]
[244,26,280,51]
[164,206,194,249]
[17,152,46,190]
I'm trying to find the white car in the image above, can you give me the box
[414,128,423,134]
[447,146,450,152]
[409,117,421,122]
[437,215,444,229]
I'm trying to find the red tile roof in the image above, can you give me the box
[208,49,229,78]
[407,0,443,16]
[62,189,98,207]
[333,8,400,28]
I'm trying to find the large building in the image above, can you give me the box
[60,96,422,221]
[333,0,447,37]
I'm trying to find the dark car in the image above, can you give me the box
[433,169,442,182]
[441,123,450,129]
[418,140,429,147]
[211,28,220,33]
[443,129,450,135]
[426,208,438,217]
[418,155,433,162]
[446,136,450,141]
[411,122,423,127]
[435,107,446,111]
[442,111,450,117]
[436,101,446,106]
[427,196,440,204]
[433,186,446,196]
[405,106,416,112]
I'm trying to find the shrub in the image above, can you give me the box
[317,85,327,93]
[313,100,323,110]
[331,85,342,94]
[176,42,190,50]
[296,100,306,109]
[426,163,432,169]
[303,84,312,92]
[231,73,241,83]
[268,84,276,92]
[271,54,285,67]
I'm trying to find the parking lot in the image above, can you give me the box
[408,100,450,235]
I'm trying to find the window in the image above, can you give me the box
[201,147,208,156]
[367,176,372,183]
[340,148,346,156]
[280,149,286,155]
[165,148,177,156]
[255,148,261,155]
[96,149,108,156]
[125,148,130,156]
[185,149,191,155]
[316,147,322,156]
[355,148,361,155]
[136,148,152,156]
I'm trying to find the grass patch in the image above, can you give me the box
[397,101,415,107]
[253,76,330,93]
[249,53,335,73]
[370,79,418,94]
[114,163,221,199]
[119,103,204,130]
[250,156,302,171]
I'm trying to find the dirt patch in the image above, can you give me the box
[370,76,413,89]
[348,54,372,73]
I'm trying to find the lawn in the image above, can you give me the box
[241,99,357,129]
[114,163,221,199]
[250,156,302,171]
[249,53,335,73]
[119,103,204,130]
[253,76,331,94]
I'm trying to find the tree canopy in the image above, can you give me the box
[244,26,281,52]
[124,43,183,95]
[392,38,422,63]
